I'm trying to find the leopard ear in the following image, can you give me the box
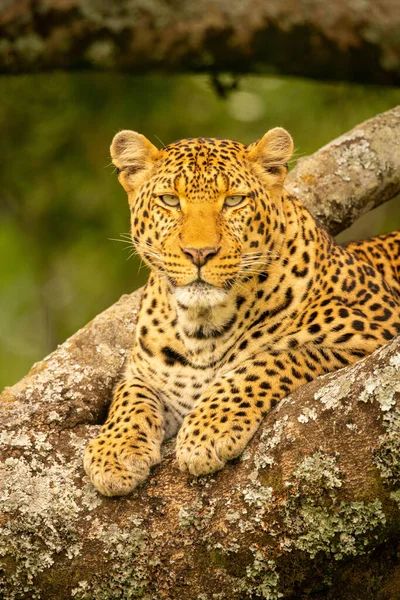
[110,130,160,192]
[246,127,293,176]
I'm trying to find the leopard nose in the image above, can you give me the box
[181,246,221,268]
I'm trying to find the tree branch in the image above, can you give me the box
[1,0,400,85]
[1,107,400,599]
[286,106,400,235]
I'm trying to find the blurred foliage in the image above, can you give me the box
[1,72,400,389]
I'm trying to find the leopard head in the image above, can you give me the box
[110,128,293,308]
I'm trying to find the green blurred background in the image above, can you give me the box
[1,72,400,390]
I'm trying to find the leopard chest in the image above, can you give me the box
[127,348,217,437]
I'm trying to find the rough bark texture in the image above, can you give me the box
[285,105,400,235]
[1,0,400,85]
[1,107,400,599]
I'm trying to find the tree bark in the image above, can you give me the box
[1,107,400,600]
[1,0,400,85]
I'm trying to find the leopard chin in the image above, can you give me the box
[173,281,229,310]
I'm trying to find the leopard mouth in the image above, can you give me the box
[174,280,229,309]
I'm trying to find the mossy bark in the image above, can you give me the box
[1,0,400,85]
[1,107,400,599]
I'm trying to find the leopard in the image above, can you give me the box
[84,127,400,496]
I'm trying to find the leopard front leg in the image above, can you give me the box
[84,377,164,496]
[176,347,329,476]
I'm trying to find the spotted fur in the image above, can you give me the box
[84,128,400,496]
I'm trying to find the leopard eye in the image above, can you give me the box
[224,195,246,208]
[159,194,180,208]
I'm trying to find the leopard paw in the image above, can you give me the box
[176,437,226,476]
[176,419,253,476]
[84,435,161,496]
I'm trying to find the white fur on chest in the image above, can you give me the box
[174,283,236,350]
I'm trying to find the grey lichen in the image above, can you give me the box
[224,509,241,523]
[0,455,83,599]
[253,415,290,470]
[242,480,273,509]
[286,499,386,560]
[332,131,379,182]
[358,347,400,492]
[0,427,111,599]
[297,406,318,423]
[314,372,355,411]
[280,451,387,559]
[178,501,204,529]
[359,350,400,412]
[374,410,400,484]
[389,489,400,508]
[178,496,216,530]
[71,518,152,600]
[236,550,282,599]
[291,452,342,495]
